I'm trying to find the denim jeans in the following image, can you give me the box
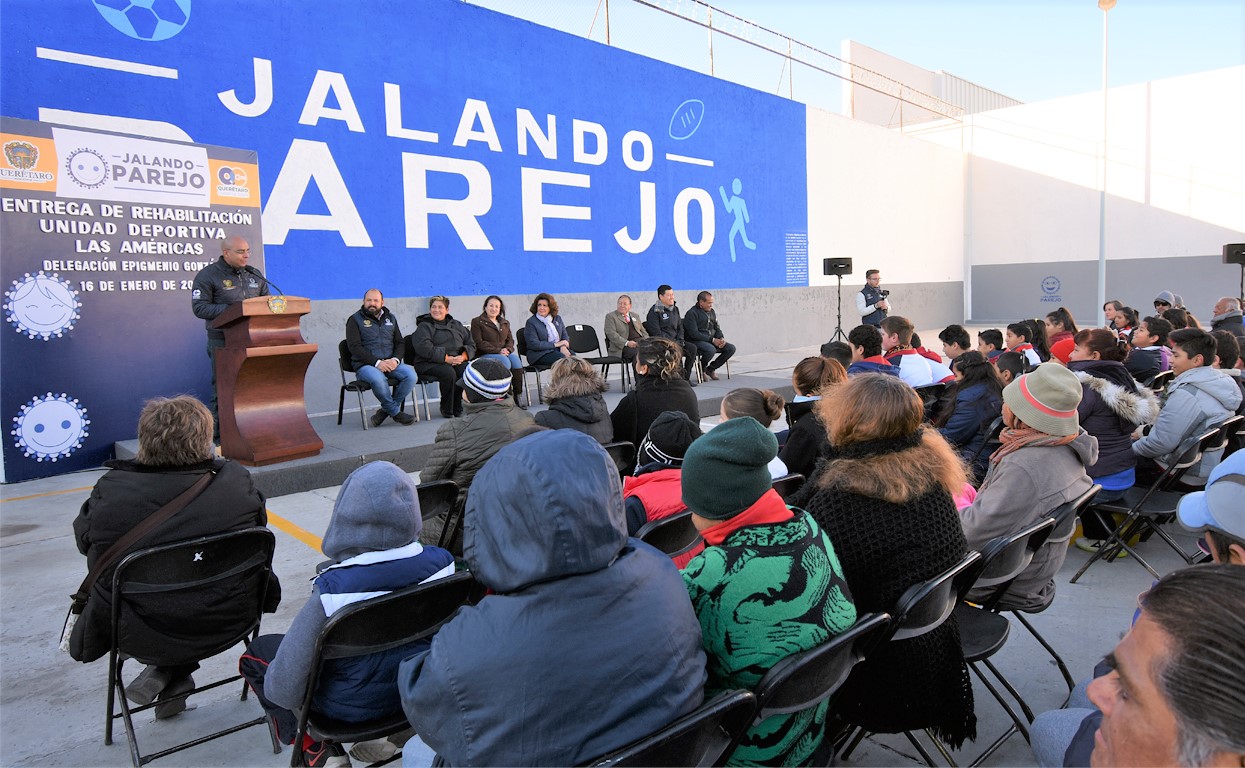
[356,363,417,415]
[479,352,523,370]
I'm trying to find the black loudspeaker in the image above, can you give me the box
[1224,244,1245,266]
[823,258,853,276]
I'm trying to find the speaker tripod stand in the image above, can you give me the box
[829,274,847,342]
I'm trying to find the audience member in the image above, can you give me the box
[420,358,534,547]
[1045,307,1078,348]
[910,332,945,364]
[345,288,418,427]
[241,462,452,767]
[847,324,898,377]
[622,411,703,544]
[1210,296,1245,348]
[1006,321,1043,368]
[1102,299,1123,329]
[1153,290,1175,314]
[960,364,1096,611]
[469,295,525,406]
[1111,306,1137,342]
[978,328,1005,362]
[820,339,853,369]
[683,290,736,380]
[1067,329,1159,508]
[935,351,1004,481]
[533,356,613,443]
[1133,328,1241,481]
[399,431,707,766]
[1029,317,1051,361]
[645,284,698,383]
[70,396,280,716]
[1162,306,1191,330]
[881,316,954,386]
[522,292,571,367]
[1210,330,1245,409]
[681,417,857,766]
[603,294,648,363]
[720,387,788,478]
[410,295,474,419]
[779,356,847,479]
[1124,315,1173,383]
[939,324,973,362]
[610,336,699,447]
[792,374,976,748]
[996,351,1026,384]
[856,268,891,327]
[1178,451,1245,565]
[1049,338,1075,365]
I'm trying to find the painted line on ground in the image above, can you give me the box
[266,510,323,552]
[0,485,93,503]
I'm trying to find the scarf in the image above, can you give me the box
[537,313,559,343]
[699,490,792,546]
[979,426,1076,491]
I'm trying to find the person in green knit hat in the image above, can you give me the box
[681,416,857,767]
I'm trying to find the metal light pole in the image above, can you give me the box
[1097,0,1115,323]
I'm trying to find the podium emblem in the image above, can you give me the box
[267,295,287,314]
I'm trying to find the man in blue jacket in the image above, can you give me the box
[345,289,418,427]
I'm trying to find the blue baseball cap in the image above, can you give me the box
[1178,451,1245,539]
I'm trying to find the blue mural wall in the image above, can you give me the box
[1,0,809,302]
[0,0,808,481]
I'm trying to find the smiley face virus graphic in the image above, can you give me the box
[5,272,82,340]
[12,393,91,462]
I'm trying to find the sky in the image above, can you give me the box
[477,0,1244,107]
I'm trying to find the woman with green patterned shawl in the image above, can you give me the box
[681,417,857,766]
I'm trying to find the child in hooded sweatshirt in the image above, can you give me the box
[240,462,454,767]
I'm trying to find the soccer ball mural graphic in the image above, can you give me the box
[92,0,192,41]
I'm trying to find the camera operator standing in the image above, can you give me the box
[856,269,892,328]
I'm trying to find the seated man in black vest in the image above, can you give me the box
[345,289,417,427]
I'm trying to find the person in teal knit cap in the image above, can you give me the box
[681,416,857,766]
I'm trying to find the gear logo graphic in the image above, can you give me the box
[5,272,82,340]
[65,148,109,189]
[92,0,192,41]
[12,393,91,462]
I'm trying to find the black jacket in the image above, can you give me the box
[683,305,724,343]
[190,257,268,341]
[610,376,700,447]
[410,313,475,364]
[345,306,404,369]
[70,459,279,663]
[778,400,826,480]
[535,393,614,444]
[645,303,685,342]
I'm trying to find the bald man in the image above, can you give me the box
[191,235,269,438]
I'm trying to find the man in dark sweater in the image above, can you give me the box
[683,291,735,380]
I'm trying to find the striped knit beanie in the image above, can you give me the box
[1002,362,1082,436]
[459,358,512,399]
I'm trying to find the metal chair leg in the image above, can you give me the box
[1011,612,1075,692]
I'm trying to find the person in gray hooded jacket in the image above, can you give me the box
[399,430,707,767]
[240,461,454,767]
[960,364,1098,611]
[1133,328,1242,480]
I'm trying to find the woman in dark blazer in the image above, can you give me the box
[522,292,571,367]
[471,295,524,406]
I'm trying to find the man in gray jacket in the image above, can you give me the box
[1133,328,1242,480]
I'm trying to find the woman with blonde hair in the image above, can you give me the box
[611,337,698,447]
[777,356,846,479]
[792,373,976,748]
[720,387,787,478]
[534,356,613,443]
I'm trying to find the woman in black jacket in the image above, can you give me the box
[71,396,277,715]
[411,295,475,418]
[610,337,699,447]
[777,356,846,480]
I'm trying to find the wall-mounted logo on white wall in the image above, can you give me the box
[1040,275,1063,304]
[11,393,91,462]
[4,272,82,340]
[92,0,191,42]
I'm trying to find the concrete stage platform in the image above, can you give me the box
[115,350,805,498]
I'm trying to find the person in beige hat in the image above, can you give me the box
[959,362,1099,610]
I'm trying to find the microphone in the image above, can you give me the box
[244,265,286,296]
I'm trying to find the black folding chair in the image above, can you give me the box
[398,335,437,422]
[567,324,629,390]
[584,689,757,767]
[750,612,890,762]
[603,440,636,479]
[1146,369,1174,392]
[771,473,805,501]
[913,383,947,412]
[412,479,462,553]
[290,571,485,767]
[837,551,982,767]
[636,510,702,561]
[1071,428,1218,582]
[693,354,731,384]
[515,330,554,406]
[968,415,1005,486]
[1007,484,1100,694]
[337,340,408,428]
[1174,415,1243,490]
[951,518,1058,766]
[105,529,280,767]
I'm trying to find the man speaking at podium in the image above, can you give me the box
[191,235,268,439]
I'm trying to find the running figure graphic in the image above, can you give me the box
[718,178,756,262]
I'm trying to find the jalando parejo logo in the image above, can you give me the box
[216,165,250,198]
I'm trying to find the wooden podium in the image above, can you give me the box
[211,296,323,465]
